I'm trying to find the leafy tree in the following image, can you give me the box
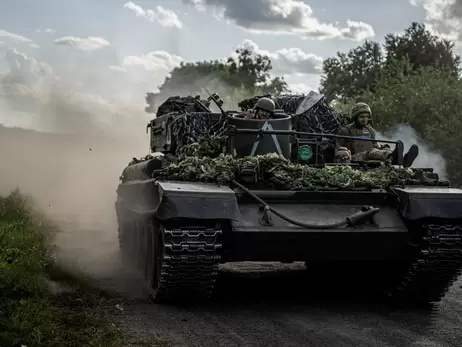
[383,22,461,76]
[319,22,461,102]
[320,40,383,103]
[224,47,288,94]
[147,47,289,109]
[156,60,229,94]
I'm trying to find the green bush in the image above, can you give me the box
[320,21,462,186]
[352,67,462,185]
[0,189,122,347]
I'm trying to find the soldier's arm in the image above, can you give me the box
[373,139,381,149]
[369,127,387,149]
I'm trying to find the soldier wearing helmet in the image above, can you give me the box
[335,102,419,167]
[245,97,276,120]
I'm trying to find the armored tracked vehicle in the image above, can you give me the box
[115,92,462,305]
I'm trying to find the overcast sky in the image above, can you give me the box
[0,0,461,130]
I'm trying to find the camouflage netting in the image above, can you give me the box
[146,94,228,157]
[155,135,415,190]
[146,94,212,116]
[149,93,347,159]
[168,111,228,157]
[238,93,346,135]
[279,95,346,135]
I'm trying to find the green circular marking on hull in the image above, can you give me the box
[298,145,313,161]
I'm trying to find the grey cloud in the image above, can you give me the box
[340,20,377,41]
[0,46,182,135]
[54,36,111,52]
[410,0,462,41]
[0,29,32,43]
[184,0,375,40]
[3,48,52,86]
[35,28,56,34]
[238,39,323,75]
[124,1,183,29]
[121,51,183,71]
[190,0,311,31]
[444,0,462,19]
[1,48,54,115]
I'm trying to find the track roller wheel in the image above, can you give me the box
[146,221,167,303]
[144,221,223,304]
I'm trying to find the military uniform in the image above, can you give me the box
[335,103,393,163]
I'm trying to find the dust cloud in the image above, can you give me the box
[0,47,244,295]
[0,48,153,286]
[376,124,448,179]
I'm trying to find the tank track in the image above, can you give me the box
[153,226,223,302]
[392,222,462,303]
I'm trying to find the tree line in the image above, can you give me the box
[319,22,462,185]
[151,22,462,186]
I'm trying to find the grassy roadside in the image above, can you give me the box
[0,189,124,347]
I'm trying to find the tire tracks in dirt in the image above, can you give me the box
[89,249,462,347]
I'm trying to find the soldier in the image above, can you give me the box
[334,146,352,163]
[245,97,276,120]
[335,102,419,167]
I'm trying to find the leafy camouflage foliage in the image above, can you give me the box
[156,136,414,190]
[180,135,228,158]
[169,112,228,157]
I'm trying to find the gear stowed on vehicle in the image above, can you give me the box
[115,91,462,305]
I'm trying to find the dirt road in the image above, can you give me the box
[110,263,462,347]
[55,228,462,347]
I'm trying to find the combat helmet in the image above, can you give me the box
[255,97,276,113]
[351,102,372,120]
